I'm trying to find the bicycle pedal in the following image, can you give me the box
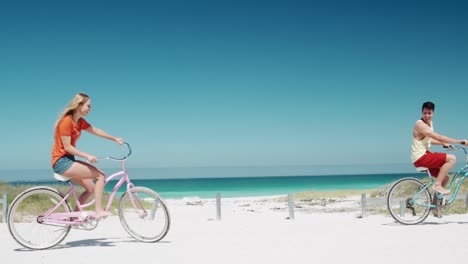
[79,212,86,219]
[75,219,98,230]
[432,210,443,218]
[438,197,448,206]
[80,211,97,219]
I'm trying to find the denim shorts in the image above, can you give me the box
[53,155,76,174]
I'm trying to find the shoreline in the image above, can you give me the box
[3,177,466,220]
[1,172,427,204]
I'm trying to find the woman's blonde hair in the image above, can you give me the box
[54,93,90,130]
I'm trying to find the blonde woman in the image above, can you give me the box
[51,93,123,219]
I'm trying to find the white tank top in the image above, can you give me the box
[411,119,432,163]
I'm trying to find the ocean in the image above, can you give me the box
[117,174,425,198]
[2,169,426,199]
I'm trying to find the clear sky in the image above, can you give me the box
[1,1,468,176]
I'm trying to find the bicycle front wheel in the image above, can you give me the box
[387,178,432,225]
[119,187,170,242]
[8,187,72,249]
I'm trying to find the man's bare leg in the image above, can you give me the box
[432,154,456,194]
[432,176,449,217]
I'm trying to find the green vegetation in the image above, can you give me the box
[277,185,390,203]
[2,172,468,218]
[274,174,468,216]
[0,182,120,214]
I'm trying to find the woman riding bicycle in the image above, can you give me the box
[51,93,123,219]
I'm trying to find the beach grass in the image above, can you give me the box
[278,185,390,202]
[2,176,468,218]
[274,177,468,216]
[292,189,370,200]
[0,182,120,215]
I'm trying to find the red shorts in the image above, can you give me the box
[413,151,447,177]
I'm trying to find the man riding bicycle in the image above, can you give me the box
[411,101,467,216]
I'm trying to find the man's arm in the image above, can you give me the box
[416,122,465,145]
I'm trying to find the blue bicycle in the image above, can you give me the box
[387,145,468,225]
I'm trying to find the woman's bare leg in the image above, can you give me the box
[62,161,111,218]
[73,178,94,211]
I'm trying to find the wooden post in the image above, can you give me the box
[361,193,366,218]
[465,193,468,208]
[1,194,7,223]
[216,192,221,221]
[288,194,295,220]
[150,199,159,220]
[400,200,405,217]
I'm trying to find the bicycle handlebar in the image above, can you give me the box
[444,145,468,163]
[97,142,132,161]
[444,144,468,152]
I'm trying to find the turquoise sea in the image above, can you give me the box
[117,173,425,198]
[2,169,426,199]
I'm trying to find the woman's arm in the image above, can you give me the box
[61,136,97,162]
[85,126,124,144]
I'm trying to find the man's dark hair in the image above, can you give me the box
[422,101,435,111]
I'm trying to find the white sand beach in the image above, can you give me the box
[2,195,468,264]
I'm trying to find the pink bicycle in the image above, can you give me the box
[7,142,170,250]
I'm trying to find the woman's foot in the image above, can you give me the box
[95,210,112,219]
[432,185,450,195]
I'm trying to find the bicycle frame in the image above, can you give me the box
[41,171,132,225]
[439,160,468,204]
[41,143,146,225]
[412,146,468,208]
[8,142,170,249]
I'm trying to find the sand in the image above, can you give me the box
[1,195,468,264]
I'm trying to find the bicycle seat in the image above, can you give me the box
[415,167,428,172]
[53,173,71,182]
[415,167,434,177]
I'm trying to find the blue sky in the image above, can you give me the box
[1,1,468,177]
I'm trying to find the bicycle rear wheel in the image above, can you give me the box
[8,187,72,249]
[119,187,170,242]
[387,178,432,225]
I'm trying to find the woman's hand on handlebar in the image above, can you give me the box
[86,154,98,163]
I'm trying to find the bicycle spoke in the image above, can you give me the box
[8,187,72,249]
[387,178,431,225]
[118,187,170,242]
